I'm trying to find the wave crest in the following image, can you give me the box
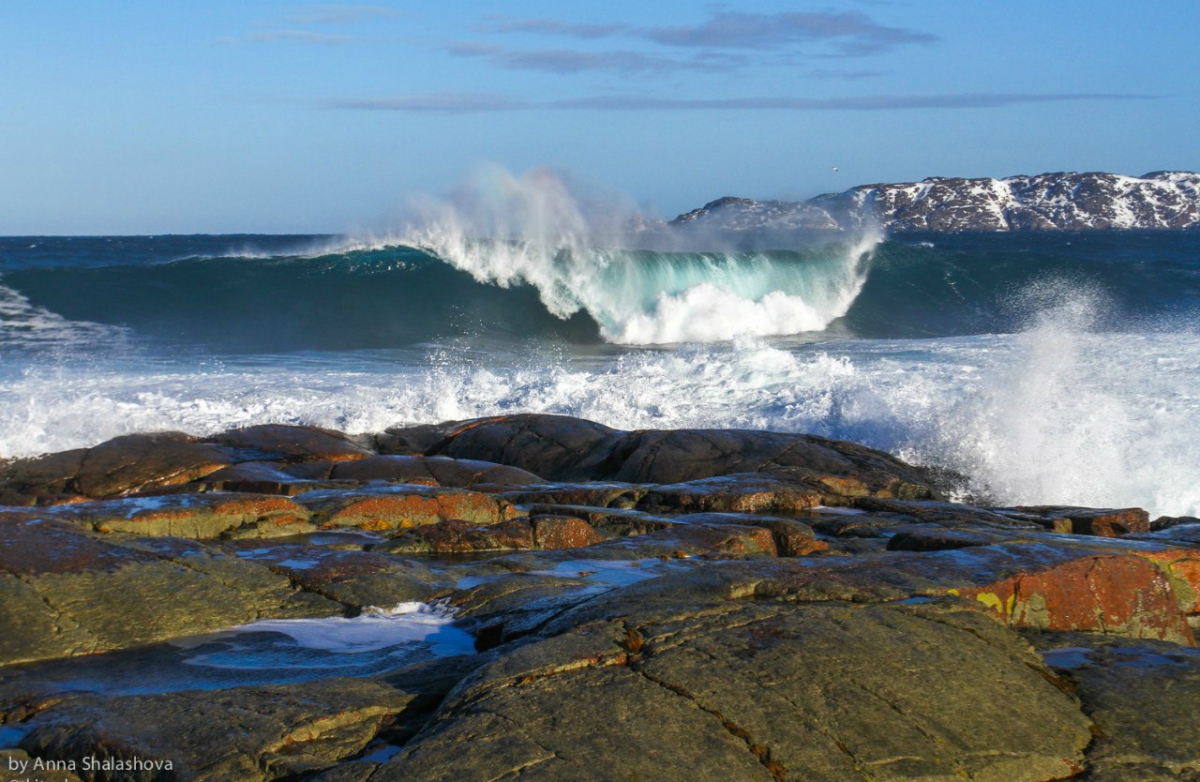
[351,165,880,344]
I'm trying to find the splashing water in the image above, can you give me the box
[1,183,1197,519]
[345,166,880,344]
[0,318,1195,517]
[918,281,1200,516]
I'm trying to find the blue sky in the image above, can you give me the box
[4,1,1197,234]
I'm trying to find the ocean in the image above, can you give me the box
[1,227,1197,519]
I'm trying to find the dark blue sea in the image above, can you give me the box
[1,228,1197,517]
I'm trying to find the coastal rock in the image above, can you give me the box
[5,417,1200,780]
[51,493,314,539]
[885,526,1009,551]
[1134,522,1200,545]
[192,461,350,495]
[1151,515,1200,531]
[1009,505,1151,536]
[71,433,238,500]
[523,504,674,537]
[489,481,650,509]
[549,546,1195,645]
[326,455,542,488]
[1034,632,1200,781]
[19,678,417,782]
[0,434,238,505]
[376,518,536,556]
[531,516,604,550]
[379,599,1092,782]
[422,415,621,480]
[212,424,372,463]
[423,414,940,499]
[671,513,827,556]
[218,541,442,609]
[854,498,1043,529]
[296,485,520,532]
[0,448,88,505]
[0,516,340,665]
[639,474,822,514]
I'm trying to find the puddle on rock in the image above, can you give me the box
[0,723,32,748]
[0,603,475,697]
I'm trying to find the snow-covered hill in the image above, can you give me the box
[669,171,1200,232]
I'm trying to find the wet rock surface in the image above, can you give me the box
[1,414,1198,781]
[1033,632,1200,781]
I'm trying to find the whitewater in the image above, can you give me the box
[1,170,1198,518]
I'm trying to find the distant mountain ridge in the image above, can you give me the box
[669,171,1200,232]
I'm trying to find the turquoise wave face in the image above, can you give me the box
[0,231,1197,353]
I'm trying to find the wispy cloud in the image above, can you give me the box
[478,17,631,39]
[804,68,890,81]
[550,93,1158,110]
[222,5,399,45]
[286,5,400,25]
[478,11,937,57]
[645,11,936,53]
[320,93,532,112]
[318,91,1159,113]
[444,41,746,75]
[242,29,351,45]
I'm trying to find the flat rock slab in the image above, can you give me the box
[18,677,415,782]
[193,461,352,495]
[0,517,340,665]
[1033,632,1200,781]
[547,545,1197,646]
[639,473,822,514]
[671,512,827,556]
[854,498,1044,529]
[221,541,443,608]
[523,504,674,536]
[377,518,537,556]
[492,482,650,509]
[1133,522,1200,546]
[48,493,314,539]
[295,485,520,532]
[326,455,542,488]
[380,599,1092,782]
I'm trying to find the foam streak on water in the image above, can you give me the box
[0,283,128,350]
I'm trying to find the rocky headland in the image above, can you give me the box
[2,414,1199,781]
[666,170,1200,233]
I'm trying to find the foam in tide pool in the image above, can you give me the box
[0,603,477,696]
[183,602,475,668]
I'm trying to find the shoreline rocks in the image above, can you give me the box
[2,414,1199,781]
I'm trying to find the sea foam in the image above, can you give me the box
[3,315,1195,518]
[342,165,879,344]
